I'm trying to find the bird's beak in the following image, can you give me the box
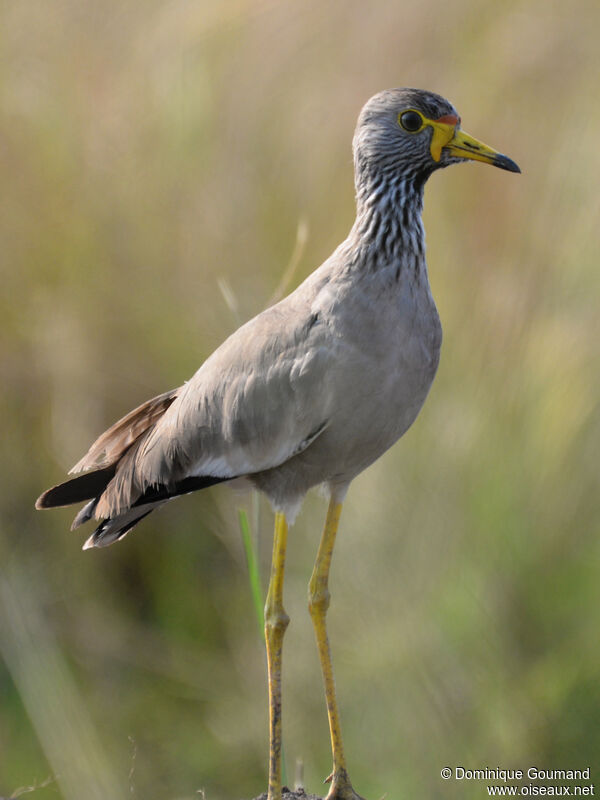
[428,116,521,173]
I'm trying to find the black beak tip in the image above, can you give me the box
[494,153,521,174]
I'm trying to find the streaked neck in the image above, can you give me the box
[349,167,427,276]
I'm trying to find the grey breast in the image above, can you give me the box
[249,247,442,506]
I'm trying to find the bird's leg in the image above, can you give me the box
[309,499,364,800]
[265,512,290,800]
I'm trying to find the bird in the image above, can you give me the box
[36,88,520,800]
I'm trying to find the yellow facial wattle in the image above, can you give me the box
[398,108,521,172]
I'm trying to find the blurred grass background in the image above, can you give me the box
[1,1,599,798]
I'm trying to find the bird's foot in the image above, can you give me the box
[324,769,366,800]
[325,790,365,800]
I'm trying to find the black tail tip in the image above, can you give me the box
[35,491,51,510]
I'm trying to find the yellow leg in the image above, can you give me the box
[265,512,290,800]
[309,499,364,800]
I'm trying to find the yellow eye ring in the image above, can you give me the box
[398,109,425,133]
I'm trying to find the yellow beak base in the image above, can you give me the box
[444,128,521,173]
[426,118,520,173]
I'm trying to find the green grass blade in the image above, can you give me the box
[238,507,265,637]
[238,506,288,788]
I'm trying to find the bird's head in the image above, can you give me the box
[353,88,520,187]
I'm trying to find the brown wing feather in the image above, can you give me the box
[69,388,179,474]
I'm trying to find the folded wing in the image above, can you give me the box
[36,299,334,546]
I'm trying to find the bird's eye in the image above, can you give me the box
[399,110,423,133]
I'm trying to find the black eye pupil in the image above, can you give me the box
[401,111,422,132]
